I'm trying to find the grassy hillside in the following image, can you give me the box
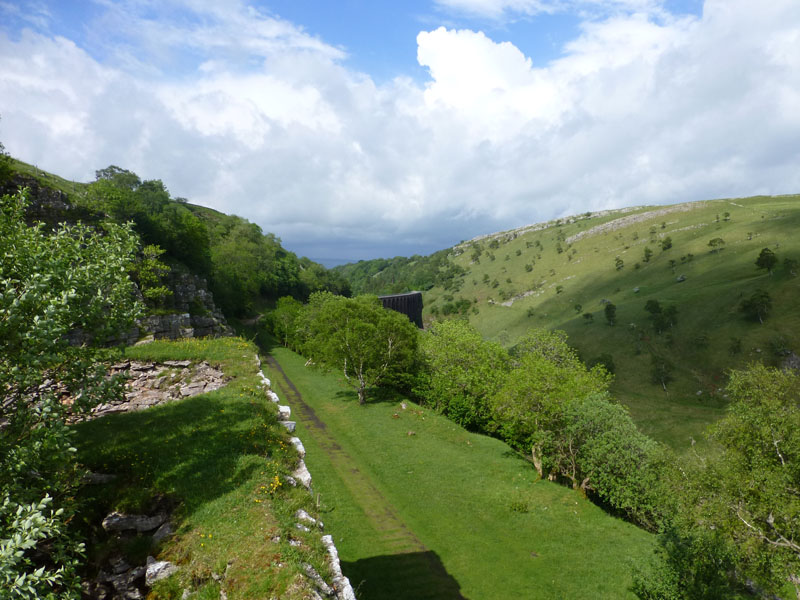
[72,338,333,599]
[342,196,800,449]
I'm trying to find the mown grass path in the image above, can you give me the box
[266,356,467,599]
[264,347,654,600]
[266,356,427,555]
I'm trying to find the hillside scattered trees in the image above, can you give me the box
[1,189,142,599]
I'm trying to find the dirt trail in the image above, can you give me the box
[264,356,426,555]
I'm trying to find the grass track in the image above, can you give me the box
[264,345,654,600]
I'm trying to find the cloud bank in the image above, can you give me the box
[1,0,799,260]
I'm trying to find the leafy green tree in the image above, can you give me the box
[643,246,653,263]
[130,244,172,307]
[740,289,772,324]
[574,303,582,314]
[615,256,624,270]
[661,237,673,251]
[1,189,142,599]
[416,320,509,430]
[0,126,12,184]
[708,238,726,253]
[588,353,615,375]
[298,293,418,404]
[567,396,667,529]
[583,312,594,324]
[650,354,674,391]
[638,365,800,598]
[605,302,617,326]
[492,330,611,479]
[268,296,304,348]
[755,247,778,274]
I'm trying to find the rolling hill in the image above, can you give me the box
[339,195,800,449]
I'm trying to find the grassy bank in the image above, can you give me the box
[265,345,655,600]
[72,337,331,600]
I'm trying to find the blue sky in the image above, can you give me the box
[1,1,798,264]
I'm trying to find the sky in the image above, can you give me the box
[1,1,799,265]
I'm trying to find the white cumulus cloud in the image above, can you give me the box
[1,0,799,260]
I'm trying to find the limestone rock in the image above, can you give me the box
[102,511,167,533]
[292,461,312,489]
[289,437,305,458]
[145,560,179,586]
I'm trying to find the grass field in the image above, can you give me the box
[421,195,800,448]
[72,337,332,600]
[265,345,655,600]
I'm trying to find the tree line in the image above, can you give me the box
[82,166,350,315]
[267,293,800,599]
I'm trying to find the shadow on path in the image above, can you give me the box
[344,551,469,600]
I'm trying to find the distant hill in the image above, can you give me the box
[337,196,800,449]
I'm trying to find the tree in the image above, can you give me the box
[416,320,509,430]
[615,256,624,270]
[650,354,674,391]
[268,296,304,348]
[574,303,582,314]
[583,312,594,324]
[298,293,418,404]
[638,365,800,599]
[643,247,653,263]
[708,238,726,253]
[605,302,617,326]
[491,332,611,480]
[740,289,771,324]
[1,189,142,599]
[755,247,778,275]
[0,123,12,184]
[661,237,673,251]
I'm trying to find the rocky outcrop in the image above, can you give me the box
[87,360,228,419]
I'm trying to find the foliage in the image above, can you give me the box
[643,247,653,262]
[755,247,778,274]
[295,293,418,403]
[740,289,771,324]
[0,189,141,599]
[130,244,172,307]
[415,320,509,430]
[0,129,12,185]
[490,329,611,480]
[644,300,678,334]
[650,354,674,391]
[267,296,304,348]
[636,365,800,598]
[332,250,464,296]
[82,165,349,317]
[707,238,725,253]
[661,237,673,251]
[605,302,617,326]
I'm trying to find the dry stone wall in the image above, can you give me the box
[255,355,357,600]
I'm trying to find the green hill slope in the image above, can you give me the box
[343,196,800,449]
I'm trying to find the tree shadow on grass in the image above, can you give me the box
[343,550,469,600]
[73,392,275,522]
[333,387,409,406]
